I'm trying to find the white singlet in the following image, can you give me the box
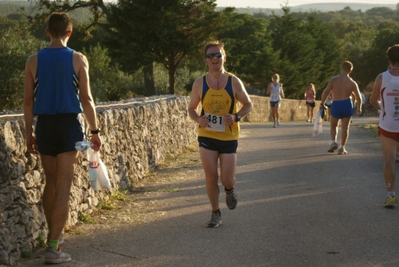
[379,71,399,133]
[270,83,281,102]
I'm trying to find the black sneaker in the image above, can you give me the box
[226,189,238,210]
[206,210,222,228]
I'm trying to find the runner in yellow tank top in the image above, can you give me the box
[188,41,252,228]
[198,72,239,141]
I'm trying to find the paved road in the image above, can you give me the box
[21,117,399,267]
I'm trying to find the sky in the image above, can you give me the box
[216,0,398,9]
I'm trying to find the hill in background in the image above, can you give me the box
[0,1,397,17]
[218,2,396,14]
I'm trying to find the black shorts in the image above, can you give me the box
[35,114,84,156]
[306,102,315,108]
[198,137,238,154]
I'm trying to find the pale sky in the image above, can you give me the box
[216,0,398,9]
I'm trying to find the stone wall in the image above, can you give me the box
[0,94,316,265]
[244,95,320,123]
[0,95,197,265]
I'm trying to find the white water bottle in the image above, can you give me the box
[75,140,93,151]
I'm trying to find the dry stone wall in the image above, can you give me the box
[0,95,197,266]
[244,96,320,123]
[0,94,315,265]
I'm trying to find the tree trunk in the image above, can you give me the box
[168,63,176,95]
[143,63,156,96]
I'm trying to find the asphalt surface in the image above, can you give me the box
[20,116,399,267]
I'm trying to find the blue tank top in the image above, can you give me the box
[33,47,82,115]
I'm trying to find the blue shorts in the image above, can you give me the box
[270,101,279,108]
[35,114,84,156]
[198,137,238,154]
[331,99,353,119]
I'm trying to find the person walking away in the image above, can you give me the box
[266,74,284,128]
[370,44,399,208]
[188,41,253,228]
[23,12,101,264]
[320,61,362,155]
[304,83,316,123]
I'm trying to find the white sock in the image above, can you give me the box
[388,191,395,197]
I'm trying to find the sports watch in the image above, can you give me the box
[235,113,242,122]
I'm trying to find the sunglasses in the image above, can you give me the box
[206,52,223,59]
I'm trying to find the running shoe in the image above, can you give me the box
[328,142,338,153]
[226,190,238,210]
[337,147,347,155]
[383,196,397,209]
[277,120,280,126]
[273,123,276,128]
[306,119,310,122]
[206,211,222,228]
[44,247,71,264]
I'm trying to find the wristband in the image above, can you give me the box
[90,129,100,134]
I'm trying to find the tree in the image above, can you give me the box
[216,9,279,92]
[268,6,338,98]
[104,0,220,94]
[362,24,399,88]
[0,15,45,110]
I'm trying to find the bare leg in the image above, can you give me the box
[310,107,314,121]
[219,153,236,190]
[340,117,352,146]
[381,136,397,192]
[200,147,220,212]
[276,106,280,122]
[42,151,78,242]
[271,107,277,123]
[329,117,339,142]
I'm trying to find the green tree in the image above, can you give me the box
[216,9,279,92]
[268,6,339,98]
[362,24,399,87]
[0,15,45,110]
[104,0,219,94]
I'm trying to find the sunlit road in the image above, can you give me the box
[21,117,399,267]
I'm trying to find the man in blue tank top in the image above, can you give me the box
[23,12,102,264]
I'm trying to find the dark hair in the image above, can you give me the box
[48,12,73,38]
[386,44,399,66]
[204,41,225,56]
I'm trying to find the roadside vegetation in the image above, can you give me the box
[1,1,398,110]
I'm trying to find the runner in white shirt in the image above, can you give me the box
[266,73,284,128]
[370,44,399,209]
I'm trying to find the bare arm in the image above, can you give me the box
[233,76,253,117]
[280,84,284,98]
[370,73,382,110]
[224,76,253,127]
[188,77,208,128]
[74,52,101,151]
[23,54,38,154]
[320,79,333,105]
[352,82,362,114]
